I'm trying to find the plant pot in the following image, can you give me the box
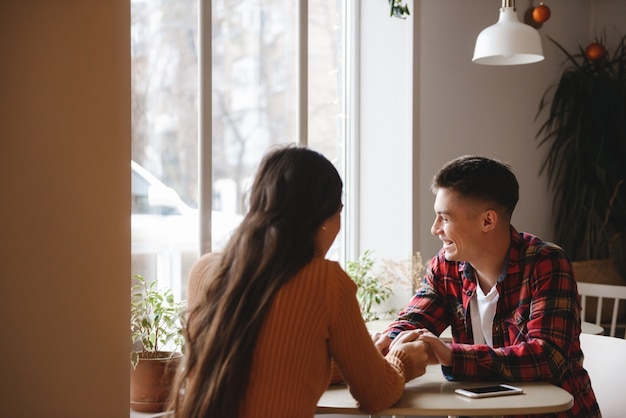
[130,351,182,413]
[572,259,626,322]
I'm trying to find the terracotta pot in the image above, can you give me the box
[130,351,182,413]
[572,260,626,322]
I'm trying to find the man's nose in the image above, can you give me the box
[430,219,439,236]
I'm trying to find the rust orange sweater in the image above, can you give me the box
[187,253,419,418]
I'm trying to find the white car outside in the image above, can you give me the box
[131,160,241,299]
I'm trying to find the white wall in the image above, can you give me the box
[358,0,415,262]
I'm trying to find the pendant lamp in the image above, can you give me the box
[473,0,544,65]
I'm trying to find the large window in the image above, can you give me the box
[131,0,351,299]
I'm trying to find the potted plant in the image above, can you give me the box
[346,250,425,322]
[346,250,393,322]
[130,274,186,413]
[535,35,626,320]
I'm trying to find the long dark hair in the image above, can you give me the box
[170,145,343,417]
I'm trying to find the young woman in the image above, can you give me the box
[170,145,429,418]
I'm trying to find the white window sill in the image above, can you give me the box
[130,410,172,418]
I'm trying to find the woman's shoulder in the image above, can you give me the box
[306,257,347,275]
[190,252,223,280]
[194,251,222,266]
[302,257,356,290]
[187,252,222,309]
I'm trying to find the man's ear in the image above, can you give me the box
[482,209,498,232]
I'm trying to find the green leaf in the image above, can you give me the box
[130,351,139,369]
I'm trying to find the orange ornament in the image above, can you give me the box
[532,3,551,23]
[585,42,606,61]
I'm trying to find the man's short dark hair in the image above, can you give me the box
[431,155,519,218]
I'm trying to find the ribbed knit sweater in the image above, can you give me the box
[187,252,419,417]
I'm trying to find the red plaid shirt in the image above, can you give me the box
[385,227,601,418]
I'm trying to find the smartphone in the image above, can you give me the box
[454,384,523,398]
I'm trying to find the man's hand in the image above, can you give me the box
[416,329,453,366]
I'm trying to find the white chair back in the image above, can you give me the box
[577,281,626,338]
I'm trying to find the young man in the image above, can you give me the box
[375,155,601,417]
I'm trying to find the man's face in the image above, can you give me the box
[430,188,486,262]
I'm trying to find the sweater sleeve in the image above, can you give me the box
[327,264,418,414]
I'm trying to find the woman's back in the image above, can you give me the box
[239,256,337,417]
[188,253,415,417]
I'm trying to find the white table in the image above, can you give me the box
[317,366,573,417]
[579,333,626,418]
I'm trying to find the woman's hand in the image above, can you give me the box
[371,331,392,356]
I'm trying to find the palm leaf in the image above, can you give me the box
[536,35,626,269]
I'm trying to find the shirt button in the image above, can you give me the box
[466,290,472,296]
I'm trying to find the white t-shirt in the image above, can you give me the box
[470,283,500,347]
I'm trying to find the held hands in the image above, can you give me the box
[372,329,452,366]
[384,329,430,378]
[411,329,452,366]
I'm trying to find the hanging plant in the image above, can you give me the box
[388,0,410,19]
[535,35,626,275]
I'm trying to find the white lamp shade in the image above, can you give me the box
[473,6,544,65]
